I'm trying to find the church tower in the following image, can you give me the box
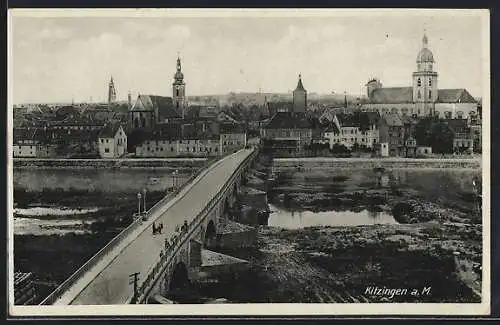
[172,56,186,118]
[108,76,117,104]
[292,74,307,113]
[412,33,438,116]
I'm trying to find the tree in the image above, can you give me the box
[413,117,434,146]
[413,117,453,154]
[429,121,454,154]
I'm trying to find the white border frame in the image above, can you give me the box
[7,8,491,317]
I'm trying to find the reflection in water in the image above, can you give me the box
[268,204,397,229]
[14,217,89,235]
[13,169,189,193]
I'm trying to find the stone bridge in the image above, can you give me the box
[40,148,258,305]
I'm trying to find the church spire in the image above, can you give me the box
[422,30,428,48]
[176,54,182,72]
[108,75,116,104]
[295,74,305,91]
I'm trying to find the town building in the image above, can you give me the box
[13,128,56,158]
[323,112,381,150]
[379,112,405,156]
[220,123,247,154]
[446,119,474,154]
[404,136,417,157]
[172,57,187,118]
[97,124,127,158]
[108,76,117,104]
[129,57,185,131]
[292,74,307,113]
[362,33,478,119]
[260,112,312,155]
[134,121,246,158]
[129,95,180,130]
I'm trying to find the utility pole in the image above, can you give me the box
[129,272,140,303]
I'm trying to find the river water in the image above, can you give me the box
[268,167,481,228]
[13,168,190,235]
[268,204,397,228]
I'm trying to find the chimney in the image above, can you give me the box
[128,91,132,109]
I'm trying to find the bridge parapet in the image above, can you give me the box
[132,148,259,304]
[39,153,236,305]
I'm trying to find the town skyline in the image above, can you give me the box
[10,9,487,104]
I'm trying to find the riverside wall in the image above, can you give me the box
[13,158,208,169]
[273,157,481,171]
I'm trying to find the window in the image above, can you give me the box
[100,139,104,143]
[429,79,432,87]
[417,78,421,87]
[105,148,110,153]
[417,91,421,99]
[428,90,432,99]
[106,139,109,143]
[171,147,174,152]
[457,111,464,119]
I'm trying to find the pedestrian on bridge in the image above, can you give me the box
[152,222,157,235]
[164,238,170,250]
[183,220,188,232]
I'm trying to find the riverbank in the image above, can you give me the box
[273,157,481,170]
[13,158,208,169]
[192,152,482,303]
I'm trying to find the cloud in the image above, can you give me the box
[35,27,72,40]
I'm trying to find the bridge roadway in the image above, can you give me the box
[53,149,253,305]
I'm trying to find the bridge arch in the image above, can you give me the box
[223,197,230,218]
[233,182,238,197]
[169,262,190,292]
[204,220,216,247]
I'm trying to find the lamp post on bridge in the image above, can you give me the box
[129,272,140,303]
[172,169,179,190]
[142,188,147,213]
[137,192,142,216]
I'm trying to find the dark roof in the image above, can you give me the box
[369,87,413,104]
[55,106,80,118]
[295,76,306,92]
[98,124,123,138]
[400,115,418,125]
[263,112,312,130]
[358,111,381,130]
[336,113,359,127]
[324,123,340,134]
[444,119,469,133]
[45,128,101,143]
[333,112,380,130]
[382,112,404,127]
[220,123,246,134]
[13,128,38,142]
[181,123,218,140]
[134,95,180,119]
[86,109,115,122]
[437,89,477,104]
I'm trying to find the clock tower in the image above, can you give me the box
[173,56,186,118]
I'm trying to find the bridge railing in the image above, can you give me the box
[39,153,233,305]
[131,148,258,304]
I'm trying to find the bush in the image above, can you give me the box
[392,202,414,224]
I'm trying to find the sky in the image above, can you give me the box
[10,9,487,104]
